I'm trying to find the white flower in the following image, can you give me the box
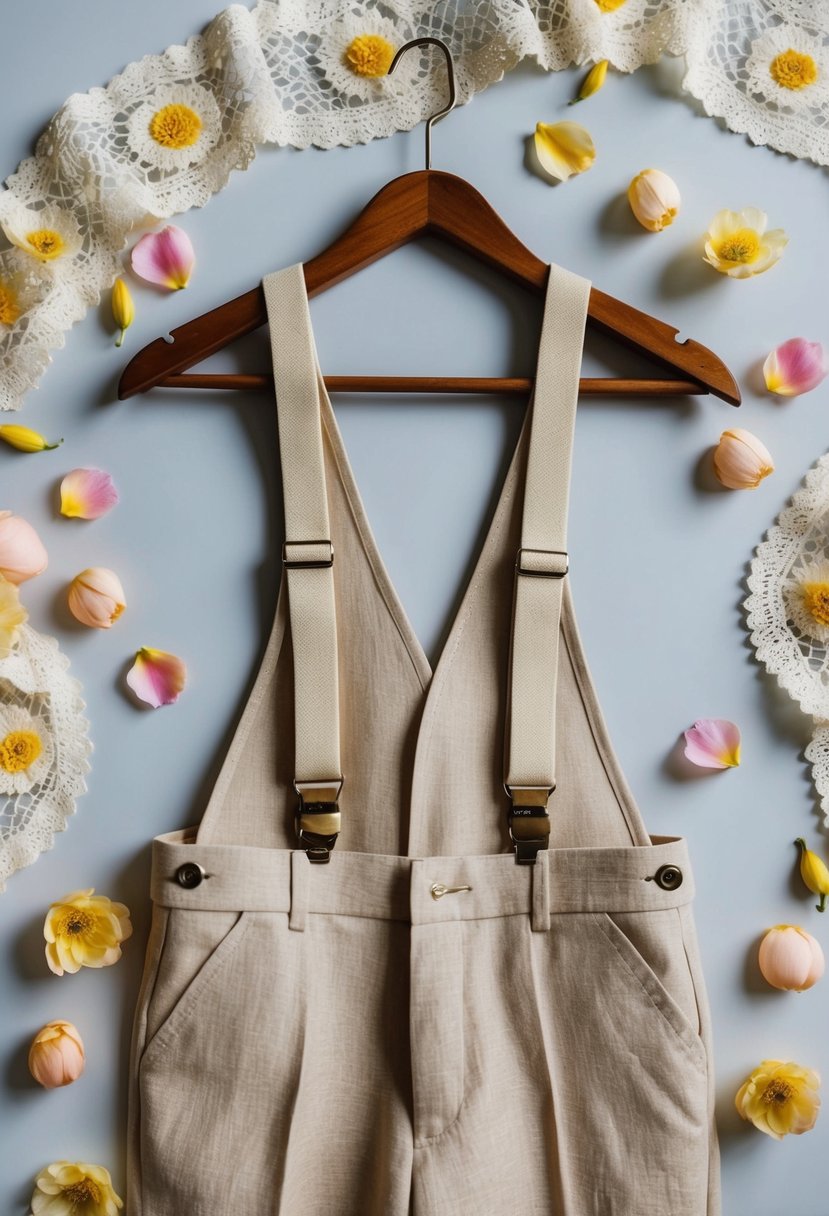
[315,11,419,105]
[0,202,82,264]
[0,703,53,795]
[0,248,53,328]
[745,25,829,115]
[786,559,829,643]
[126,84,222,173]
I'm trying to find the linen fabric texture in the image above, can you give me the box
[126,262,721,1215]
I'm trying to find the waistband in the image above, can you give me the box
[150,830,695,929]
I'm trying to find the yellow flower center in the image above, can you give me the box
[594,0,628,10]
[149,103,203,149]
[64,1177,102,1204]
[0,729,41,772]
[801,582,829,627]
[0,281,21,326]
[761,1078,794,1105]
[26,229,65,260]
[769,49,818,91]
[343,34,395,78]
[713,228,761,265]
[59,908,95,937]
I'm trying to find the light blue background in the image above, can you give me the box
[1,4,828,1213]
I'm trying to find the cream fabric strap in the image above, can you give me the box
[263,264,341,794]
[506,263,591,799]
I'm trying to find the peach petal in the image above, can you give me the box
[0,509,47,583]
[60,468,119,520]
[764,338,829,398]
[131,225,195,290]
[127,647,187,708]
[683,718,741,769]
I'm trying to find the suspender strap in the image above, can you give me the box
[505,264,591,863]
[263,264,342,863]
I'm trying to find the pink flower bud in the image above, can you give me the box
[67,567,126,629]
[758,925,825,992]
[0,510,48,584]
[28,1020,85,1088]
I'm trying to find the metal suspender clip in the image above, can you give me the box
[505,784,555,865]
[515,548,568,578]
[294,778,343,863]
[282,540,335,569]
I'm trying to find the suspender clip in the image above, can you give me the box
[294,777,343,863]
[505,784,554,865]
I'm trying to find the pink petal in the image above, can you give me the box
[127,647,187,708]
[683,718,741,769]
[764,339,828,397]
[131,225,195,290]
[60,468,119,520]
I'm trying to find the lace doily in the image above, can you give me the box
[0,625,92,893]
[1,0,828,412]
[745,453,829,827]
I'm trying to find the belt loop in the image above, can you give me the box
[532,850,551,932]
[289,849,310,932]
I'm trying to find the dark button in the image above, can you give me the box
[175,862,205,889]
[654,864,683,891]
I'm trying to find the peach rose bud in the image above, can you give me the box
[713,428,774,489]
[0,509,48,583]
[28,1020,85,1088]
[759,925,825,992]
[68,567,126,629]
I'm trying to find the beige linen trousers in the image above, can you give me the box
[127,263,721,1215]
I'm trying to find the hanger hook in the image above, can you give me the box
[387,37,457,171]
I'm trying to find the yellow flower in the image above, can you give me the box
[735,1060,820,1139]
[43,889,133,976]
[795,838,829,913]
[149,103,203,150]
[0,279,21,326]
[0,424,62,453]
[770,49,818,90]
[343,33,396,77]
[1,728,41,772]
[0,572,27,659]
[534,121,596,183]
[111,278,135,348]
[594,0,627,10]
[31,1161,123,1215]
[569,61,608,105]
[702,207,788,278]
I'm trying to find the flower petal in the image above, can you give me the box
[534,122,595,182]
[60,468,119,520]
[764,338,828,397]
[683,718,741,768]
[131,225,195,290]
[127,647,187,707]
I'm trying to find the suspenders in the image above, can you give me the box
[264,268,343,863]
[505,264,591,862]
[263,262,591,864]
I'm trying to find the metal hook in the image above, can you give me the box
[387,37,457,171]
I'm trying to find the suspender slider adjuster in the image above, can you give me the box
[515,548,568,578]
[282,540,334,569]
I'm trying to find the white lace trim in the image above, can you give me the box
[1,0,828,411]
[0,625,92,893]
[745,452,829,826]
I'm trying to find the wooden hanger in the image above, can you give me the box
[118,38,740,407]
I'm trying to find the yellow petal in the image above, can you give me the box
[0,424,62,453]
[111,278,135,348]
[534,122,596,182]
